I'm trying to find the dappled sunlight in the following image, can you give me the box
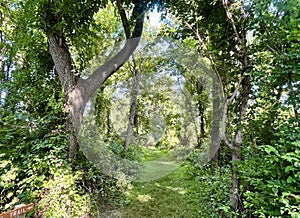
[165,186,186,195]
[137,194,153,203]
[121,162,231,217]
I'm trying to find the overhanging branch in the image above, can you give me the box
[82,4,145,99]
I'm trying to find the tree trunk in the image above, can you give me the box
[47,4,145,161]
[229,76,250,212]
[65,84,86,160]
[230,149,242,211]
[210,78,222,162]
[124,59,141,149]
[47,31,83,160]
[196,81,205,138]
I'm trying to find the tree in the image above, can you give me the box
[165,0,252,212]
[124,56,142,149]
[12,0,164,161]
[48,0,146,160]
[0,0,13,113]
[238,0,300,216]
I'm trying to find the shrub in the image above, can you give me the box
[239,120,300,217]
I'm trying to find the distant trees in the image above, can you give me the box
[165,0,251,211]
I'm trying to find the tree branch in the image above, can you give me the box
[83,5,145,100]
[222,0,243,45]
[117,0,131,39]
[185,21,226,99]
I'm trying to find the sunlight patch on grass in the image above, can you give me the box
[165,186,186,195]
[141,147,169,161]
[137,160,179,182]
[136,194,153,203]
[120,148,231,218]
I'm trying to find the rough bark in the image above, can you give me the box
[47,31,84,160]
[230,149,242,211]
[47,3,145,161]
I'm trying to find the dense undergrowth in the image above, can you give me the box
[1,130,299,217]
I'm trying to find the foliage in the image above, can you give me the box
[16,0,108,72]
[1,0,300,217]
[237,0,300,217]
[35,160,92,217]
[109,140,143,162]
[0,2,135,215]
[240,117,300,217]
[0,46,68,212]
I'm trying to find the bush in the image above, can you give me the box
[182,164,232,217]
[36,163,92,217]
[239,120,300,217]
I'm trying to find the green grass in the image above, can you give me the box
[137,147,180,182]
[115,147,231,218]
[140,147,170,161]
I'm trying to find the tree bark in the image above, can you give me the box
[221,0,251,212]
[229,76,250,212]
[230,149,242,211]
[124,57,141,149]
[47,3,145,161]
[210,78,222,162]
[47,31,85,160]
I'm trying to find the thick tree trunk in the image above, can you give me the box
[124,60,141,149]
[47,3,145,161]
[65,84,86,160]
[47,31,83,160]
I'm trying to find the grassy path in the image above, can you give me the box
[121,164,202,217]
[110,147,231,218]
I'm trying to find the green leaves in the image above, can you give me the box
[262,145,280,156]
[241,117,300,216]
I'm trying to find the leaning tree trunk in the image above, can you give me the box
[47,1,145,161]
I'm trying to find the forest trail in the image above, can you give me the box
[100,147,230,218]
[121,164,201,218]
